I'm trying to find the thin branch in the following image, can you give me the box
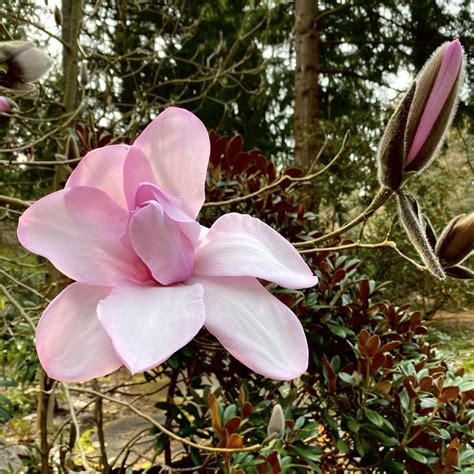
[0,194,31,208]
[294,186,393,247]
[62,383,92,471]
[69,387,263,454]
[0,284,36,332]
[204,130,350,208]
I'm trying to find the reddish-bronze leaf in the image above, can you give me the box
[419,376,433,391]
[445,437,460,467]
[379,341,401,353]
[371,352,386,374]
[226,433,244,449]
[242,401,253,417]
[358,329,370,353]
[439,386,459,403]
[365,335,381,358]
[224,416,241,435]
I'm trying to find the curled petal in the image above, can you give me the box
[193,213,317,289]
[191,276,309,380]
[17,187,147,285]
[66,144,131,209]
[135,182,195,224]
[129,201,198,285]
[133,107,210,218]
[36,283,122,382]
[97,282,205,374]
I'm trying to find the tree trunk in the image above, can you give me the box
[62,0,82,114]
[294,0,320,169]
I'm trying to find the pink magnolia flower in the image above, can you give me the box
[17,107,318,382]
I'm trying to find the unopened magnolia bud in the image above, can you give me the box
[65,135,81,160]
[405,40,464,172]
[267,403,285,439]
[397,190,445,279]
[0,96,15,113]
[435,213,474,267]
[54,6,63,27]
[0,40,52,87]
[377,40,464,190]
[79,61,89,86]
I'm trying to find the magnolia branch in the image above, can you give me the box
[299,239,427,272]
[294,185,394,247]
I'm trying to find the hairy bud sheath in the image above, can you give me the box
[0,41,52,87]
[397,190,446,279]
[378,40,464,190]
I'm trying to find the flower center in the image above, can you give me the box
[128,183,201,285]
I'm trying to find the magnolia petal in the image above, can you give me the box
[36,283,122,382]
[97,282,205,374]
[123,145,156,211]
[193,213,318,289]
[17,187,146,285]
[129,201,197,285]
[66,144,131,209]
[133,107,210,218]
[191,276,308,380]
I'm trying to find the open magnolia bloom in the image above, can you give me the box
[17,107,318,382]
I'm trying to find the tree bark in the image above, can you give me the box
[62,0,82,114]
[294,0,320,169]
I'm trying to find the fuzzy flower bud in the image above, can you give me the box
[435,213,474,268]
[267,403,285,439]
[0,41,52,88]
[378,40,465,190]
